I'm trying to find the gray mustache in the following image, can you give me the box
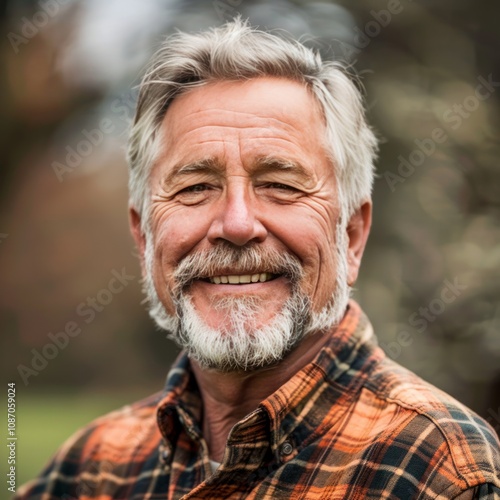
[173,243,303,291]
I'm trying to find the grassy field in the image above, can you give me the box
[13,391,147,488]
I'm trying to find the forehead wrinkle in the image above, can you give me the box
[180,106,301,123]
[171,108,303,136]
[170,122,301,148]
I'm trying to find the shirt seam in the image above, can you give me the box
[363,386,483,490]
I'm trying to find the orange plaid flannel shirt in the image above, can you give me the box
[16,301,500,499]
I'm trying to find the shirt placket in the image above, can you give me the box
[164,405,211,499]
[179,408,274,499]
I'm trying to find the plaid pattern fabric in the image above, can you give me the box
[16,301,500,499]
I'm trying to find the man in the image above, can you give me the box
[17,19,500,499]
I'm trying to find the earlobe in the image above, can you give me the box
[129,206,147,275]
[345,202,372,286]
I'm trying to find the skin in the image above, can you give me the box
[130,77,371,462]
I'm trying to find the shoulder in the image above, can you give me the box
[15,392,163,499]
[363,356,500,490]
[75,391,163,454]
[57,390,163,462]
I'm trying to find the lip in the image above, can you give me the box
[190,275,288,294]
[203,272,277,285]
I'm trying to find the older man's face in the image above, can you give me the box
[146,78,343,335]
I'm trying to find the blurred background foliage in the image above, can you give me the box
[0,0,499,485]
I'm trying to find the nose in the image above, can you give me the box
[207,183,267,246]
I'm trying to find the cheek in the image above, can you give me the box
[152,207,211,266]
[266,202,338,263]
[147,210,211,312]
[264,204,339,302]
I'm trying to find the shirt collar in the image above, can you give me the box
[156,300,382,461]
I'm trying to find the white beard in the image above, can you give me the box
[142,222,351,372]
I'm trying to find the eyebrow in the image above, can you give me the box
[161,157,223,186]
[161,155,313,187]
[252,156,313,181]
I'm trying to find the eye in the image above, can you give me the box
[265,183,298,191]
[179,183,210,194]
[257,181,304,203]
[173,183,216,206]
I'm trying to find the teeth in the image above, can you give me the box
[208,273,273,284]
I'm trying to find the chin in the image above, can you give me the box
[172,292,309,372]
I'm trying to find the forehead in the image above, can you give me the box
[154,77,330,175]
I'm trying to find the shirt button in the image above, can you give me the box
[280,441,293,456]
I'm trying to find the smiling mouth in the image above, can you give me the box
[204,273,278,285]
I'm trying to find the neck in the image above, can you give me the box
[191,329,332,462]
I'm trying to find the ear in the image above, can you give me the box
[129,206,147,277]
[345,201,372,286]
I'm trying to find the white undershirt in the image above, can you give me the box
[209,459,221,474]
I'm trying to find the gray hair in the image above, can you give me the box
[128,18,378,225]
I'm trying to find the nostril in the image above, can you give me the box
[206,193,268,246]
